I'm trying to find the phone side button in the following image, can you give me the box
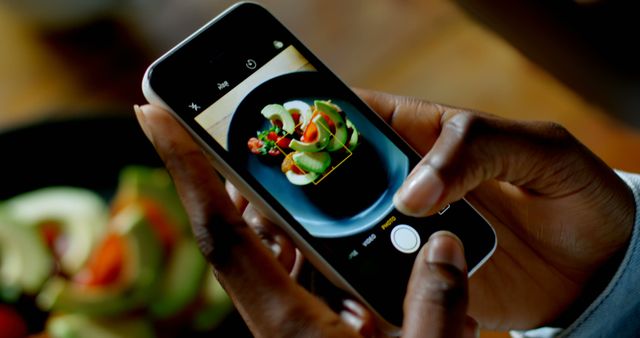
[390,224,421,254]
[438,204,451,215]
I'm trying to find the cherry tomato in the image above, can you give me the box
[276,137,291,148]
[291,112,301,125]
[291,165,305,175]
[319,113,335,132]
[140,199,178,253]
[0,305,28,338]
[247,137,263,154]
[302,122,318,142]
[74,233,127,287]
[267,131,278,141]
[268,148,280,156]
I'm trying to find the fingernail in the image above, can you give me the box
[340,309,364,333]
[261,238,282,258]
[342,299,366,317]
[426,231,466,271]
[393,165,443,216]
[134,104,154,144]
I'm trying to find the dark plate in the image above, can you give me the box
[227,72,409,238]
[0,114,250,337]
[0,114,161,200]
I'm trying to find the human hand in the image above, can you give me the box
[355,90,634,330]
[134,104,480,338]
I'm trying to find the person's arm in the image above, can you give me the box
[558,171,640,337]
[511,171,640,338]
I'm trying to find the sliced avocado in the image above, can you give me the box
[285,170,320,186]
[289,115,331,152]
[4,187,108,274]
[283,100,313,130]
[261,104,296,134]
[37,205,163,316]
[0,213,53,299]
[292,152,331,174]
[315,100,348,152]
[47,314,155,338]
[150,238,207,318]
[114,166,190,235]
[346,119,360,151]
[192,270,233,332]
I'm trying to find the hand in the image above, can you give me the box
[134,104,480,338]
[355,90,634,330]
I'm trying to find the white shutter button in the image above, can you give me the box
[390,224,421,254]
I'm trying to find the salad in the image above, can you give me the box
[0,166,233,338]
[247,99,360,186]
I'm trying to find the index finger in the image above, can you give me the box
[355,88,450,155]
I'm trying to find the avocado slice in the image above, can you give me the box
[283,100,313,130]
[261,104,296,134]
[4,187,108,274]
[150,238,207,318]
[285,170,320,186]
[37,205,163,316]
[345,119,360,151]
[292,152,331,174]
[47,314,155,338]
[114,166,190,235]
[0,213,53,299]
[289,115,331,152]
[192,270,234,332]
[315,100,348,152]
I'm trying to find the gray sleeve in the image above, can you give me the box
[511,171,640,338]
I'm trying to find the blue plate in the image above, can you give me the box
[227,72,409,238]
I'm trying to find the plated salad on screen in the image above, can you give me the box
[247,99,360,186]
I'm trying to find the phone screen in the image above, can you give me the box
[146,3,495,327]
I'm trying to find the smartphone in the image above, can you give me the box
[142,2,496,333]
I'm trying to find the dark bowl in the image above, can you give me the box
[0,113,250,337]
[227,72,409,238]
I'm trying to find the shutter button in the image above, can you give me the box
[390,224,421,254]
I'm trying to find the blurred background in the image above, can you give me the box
[1,0,639,337]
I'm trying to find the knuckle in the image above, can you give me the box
[190,212,246,267]
[447,111,492,143]
[424,111,494,182]
[540,121,573,144]
[270,305,325,338]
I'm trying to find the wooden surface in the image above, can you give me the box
[2,1,640,337]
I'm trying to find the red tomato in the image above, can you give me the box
[247,137,263,154]
[0,305,28,338]
[268,148,280,156]
[140,199,178,253]
[291,112,301,125]
[39,221,66,259]
[291,165,305,175]
[276,137,291,148]
[319,113,335,132]
[74,233,127,287]
[267,131,278,141]
[302,122,318,142]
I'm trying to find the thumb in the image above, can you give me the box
[402,231,470,338]
[393,111,593,216]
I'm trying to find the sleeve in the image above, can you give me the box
[511,171,640,338]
